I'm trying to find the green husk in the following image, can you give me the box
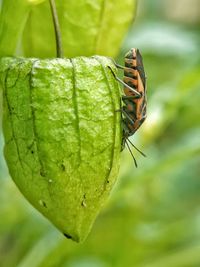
[22,0,137,58]
[0,56,121,242]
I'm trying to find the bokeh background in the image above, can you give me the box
[0,0,200,266]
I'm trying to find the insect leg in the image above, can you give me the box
[122,120,130,135]
[115,109,136,134]
[115,109,122,113]
[107,66,141,97]
[122,95,138,100]
[106,57,125,69]
[127,138,146,157]
[125,139,138,167]
[115,63,125,69]
[121,109,135,125]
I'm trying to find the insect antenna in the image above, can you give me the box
[125,140,138,168]
[127,138,146,157]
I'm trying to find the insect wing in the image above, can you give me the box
[136,49,146,89]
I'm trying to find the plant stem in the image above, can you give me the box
[49,0,63,58]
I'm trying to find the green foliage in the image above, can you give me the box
[0,0,137,58]
[0,0,200,266]
[0,0,30,57]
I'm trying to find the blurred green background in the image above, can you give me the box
[0,0,200,266]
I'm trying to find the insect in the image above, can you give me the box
[108,48,147,167]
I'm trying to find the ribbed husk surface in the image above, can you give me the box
[0,56,121,242]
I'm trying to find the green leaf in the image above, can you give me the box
[0,56,121,242]
[0,0,137,58]
[22,0,137,58]
[0,0,31,57]
[27,0,47,4]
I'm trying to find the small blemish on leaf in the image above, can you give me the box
[39,199,47,208]
[81,201,87,207]
[81,194,87,207]
[40,169,46,177]
[63,233,72,239]
[61,163,65,171]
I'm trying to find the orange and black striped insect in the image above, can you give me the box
[109,48,147,167]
